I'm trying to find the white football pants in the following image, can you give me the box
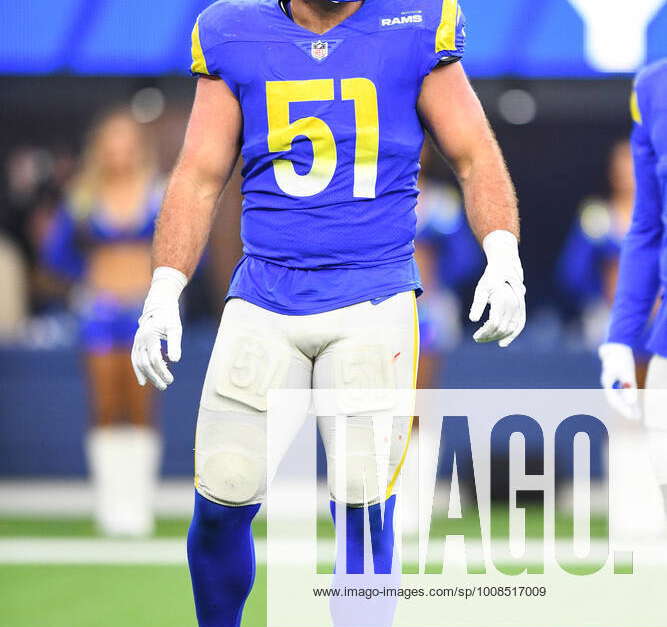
[194,291,419,507]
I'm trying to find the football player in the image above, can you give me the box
[131,1,525,625]
[600,59,667,517]
[600,60,667,415]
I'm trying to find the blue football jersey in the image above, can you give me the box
[607,59,667,356]
[191,0,466,314]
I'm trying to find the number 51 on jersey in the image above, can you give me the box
[266,78,379,199]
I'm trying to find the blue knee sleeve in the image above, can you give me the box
[187,492,261,627]
[330,495,396,574]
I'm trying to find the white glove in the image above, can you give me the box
[469,230,526,347]
[599,342,640,420]
[132,267,187,391]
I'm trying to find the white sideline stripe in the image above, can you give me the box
[0,539,190,565]
[0,539,663,566]
[0,480,330,518]
[0,480,196,517]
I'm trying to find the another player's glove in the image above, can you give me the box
[131,266,187,391]
[598,342,640,420]
[469,230,526,347]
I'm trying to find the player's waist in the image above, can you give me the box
[239,192,418,267]
[227,254,422,316]
[240,224,417,269]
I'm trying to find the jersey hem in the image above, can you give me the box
[242,252,418,271]
[226,284,422,316]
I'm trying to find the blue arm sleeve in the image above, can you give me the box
[42,208,85,280]
[607,116,663,346]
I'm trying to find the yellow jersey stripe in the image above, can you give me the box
[385,292,419,499]
[191,21,209,75]
[630,90,642,125]
[435,0,458,52]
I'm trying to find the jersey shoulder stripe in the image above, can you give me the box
[417,0,465,64]
[190,0,262,67]
[630,90,642,125]
[190,0,266,92]
[191,21,209,75]
[415,0,465,75]
[435,0,460,53]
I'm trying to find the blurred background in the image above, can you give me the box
[1,0,666,625]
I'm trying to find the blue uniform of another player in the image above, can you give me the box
[608,60,667,356]
[192,0,465,314]
[602,60,667,532]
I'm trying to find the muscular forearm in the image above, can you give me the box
[152,160,225,278]
[457,135,519,243]
[418,63,519,243]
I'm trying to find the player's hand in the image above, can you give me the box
[469,230,526,348]
[599,342,640,420]
[132,267,188,391]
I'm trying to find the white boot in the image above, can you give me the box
[87,426,161,537]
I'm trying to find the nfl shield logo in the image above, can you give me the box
[311,40,328,61]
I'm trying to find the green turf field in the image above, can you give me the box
[0,517,267,627]
[0,564,267,627]
[0,517,192,538]
[0,511,610,626]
